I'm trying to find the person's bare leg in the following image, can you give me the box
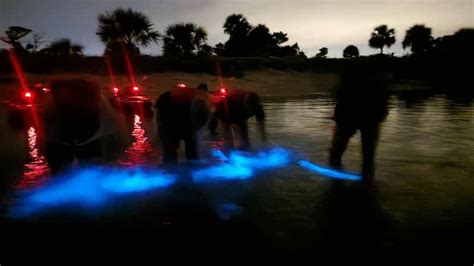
[237,122,250,150]
[329,123,356,168]
[184,130,199,161]
[160,128,179,165]
[220,123,234,150]
[360,124,380,181]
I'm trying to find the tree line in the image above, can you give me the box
[1,7,473,59]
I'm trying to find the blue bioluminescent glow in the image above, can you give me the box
[192,164,254,182]
[297,160,361,180]
[100,168,176,193]
[9,146,369,218]
[210,149,227,161]
[216,203,243,220]
[192,147,291,183]
[10,166,177,217]
[228,147,291,169]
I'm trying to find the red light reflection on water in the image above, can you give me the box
[17,127,50,189]
[119,115,152,166]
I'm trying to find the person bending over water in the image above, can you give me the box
[154,83,210,164]
[208,87,266,150]
[43,79,118,173]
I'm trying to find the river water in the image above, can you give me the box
[1,91,472,253]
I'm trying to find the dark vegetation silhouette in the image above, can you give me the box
[163,23,212,57]
[97,8,159,56]
[369,25,396,54]
[0,8,472,95]
[215,14,304,57]
[315,47,328,58]
[395,27,473,94]
[26,33,46,53]
[343,45,359,58]
[41,39,84,56]
[1,26,32,53]
[402,24,433,55]
[96,8,160,73]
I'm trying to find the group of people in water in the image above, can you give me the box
[155,82,266,164]
[37,61,389,182]
[39,79,267,169]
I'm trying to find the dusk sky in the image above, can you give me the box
[1,0,473,57]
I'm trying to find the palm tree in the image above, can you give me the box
[223,14,251,36]
[222,14,252,56]
[97,8,159,54]
[163,23,210,57]
[343,45,359,58]
[369,25,396,54]
[402,24,433,55]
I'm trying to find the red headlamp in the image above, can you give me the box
[217,87,228,97]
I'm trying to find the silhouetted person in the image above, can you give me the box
[209,88,266,150]
[329,60,389,181]
[43,79,117,173]
[155,83,210,164]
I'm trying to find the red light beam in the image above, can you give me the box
[121,44,137,87]
[104,55,118,90]
[8,49,29,91]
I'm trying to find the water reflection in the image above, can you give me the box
[263,93,473,177]
[17,126,50,189]
[317,181,387,252]
[3,90,473,253]
[119,114,152,166]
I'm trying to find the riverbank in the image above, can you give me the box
[1,70,340,100]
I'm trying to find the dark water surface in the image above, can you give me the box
[0,91,472,255]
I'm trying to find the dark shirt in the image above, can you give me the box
[333,68,389,126]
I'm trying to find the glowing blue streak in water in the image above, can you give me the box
[211,149,227,161]
[192,164,254,182]
[193,147,291,183]
[27,168,107,206]
[298,160,361,180]
[228,148,291,169]
[11,147,294,217]
[101,168,176,193]
[11,166,177,217]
